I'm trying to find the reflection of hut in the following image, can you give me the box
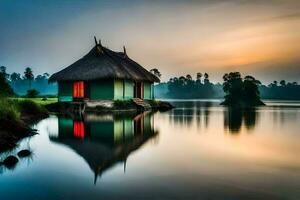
[50,112,158,184]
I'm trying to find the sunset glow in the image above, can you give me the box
[1,0,300,82]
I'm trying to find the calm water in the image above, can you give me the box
[1,100,300,200]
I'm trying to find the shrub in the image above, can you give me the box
[113,100,134,109]
[18,100,47,115]
[26,89,40,98]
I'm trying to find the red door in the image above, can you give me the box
[73,81,84,98]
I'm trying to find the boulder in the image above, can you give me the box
[3,155,18,169]
[17,149,31,158]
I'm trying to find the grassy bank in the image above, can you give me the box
[0,98,49,152]
[10,97,58,106]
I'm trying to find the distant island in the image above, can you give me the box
[220,72,265,106]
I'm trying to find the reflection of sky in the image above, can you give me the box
[1,0,300,83]
[1,102,300,199]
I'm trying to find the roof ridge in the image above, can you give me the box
[49,40,160,83]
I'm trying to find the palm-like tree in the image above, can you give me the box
[24,67,34,89]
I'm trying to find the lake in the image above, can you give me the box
[1,100,300,200]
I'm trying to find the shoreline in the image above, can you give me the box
[45,100,175,115]
[0,99,49,153]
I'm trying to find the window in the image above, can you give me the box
[73,81,84,98]
[73,121,84,139]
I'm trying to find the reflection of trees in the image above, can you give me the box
[170,101,212,129]
[170,109,194,126]
[224,108,257,134]
[203,102,212,128]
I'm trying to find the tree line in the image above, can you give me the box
[0,66,57,96]
[154,72,300,100]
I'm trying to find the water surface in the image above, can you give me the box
[1,100,300,200]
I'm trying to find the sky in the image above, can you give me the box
[1,0,300,83]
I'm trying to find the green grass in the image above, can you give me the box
[0,99,20,121]
[10,98,58,106]
[0,98,50,122]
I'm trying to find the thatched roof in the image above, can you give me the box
[49,38,160,83]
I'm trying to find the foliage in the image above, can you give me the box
[18,100,48,116]
[0,66,14,97]
[10,72,22,82]
[155,72,300,100]
[113,100,135,109]
[259,81,300,100]
[221,72,264,106]
[150,68,162,78]
[160,72,223,99]
[24,67,34,89]
[0,98,20,121]
[0,98,47,122]
[26,89,40,98]
[6,67,57,95]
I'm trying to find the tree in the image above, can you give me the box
[0,66,9,80]
[24,67,34,89]
[196,72,202,84]
[186,74,192,81]
[221,72,264,106]
[244,75,261,101]
[43,73,50,78]
[0,68,14,97]
[280,80,286,87]
[10,72,21,83]
[204,73,210,85]
[26,89,40,98]
[150,68,161,79]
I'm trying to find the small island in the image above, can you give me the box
[220,72,265,107]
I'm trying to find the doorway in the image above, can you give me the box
[134,82,144,99]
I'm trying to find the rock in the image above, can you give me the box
[3,155,18,169]
[17,149,31,158]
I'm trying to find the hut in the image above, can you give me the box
[49,37,160,102]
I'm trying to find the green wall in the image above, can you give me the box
[114,79,124,100]
[58,79,153,101]
[58,82,73,102]
[90,80,114,100]
[143,82,153,100]
[114,79,134,100]
[124,80,134,99]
